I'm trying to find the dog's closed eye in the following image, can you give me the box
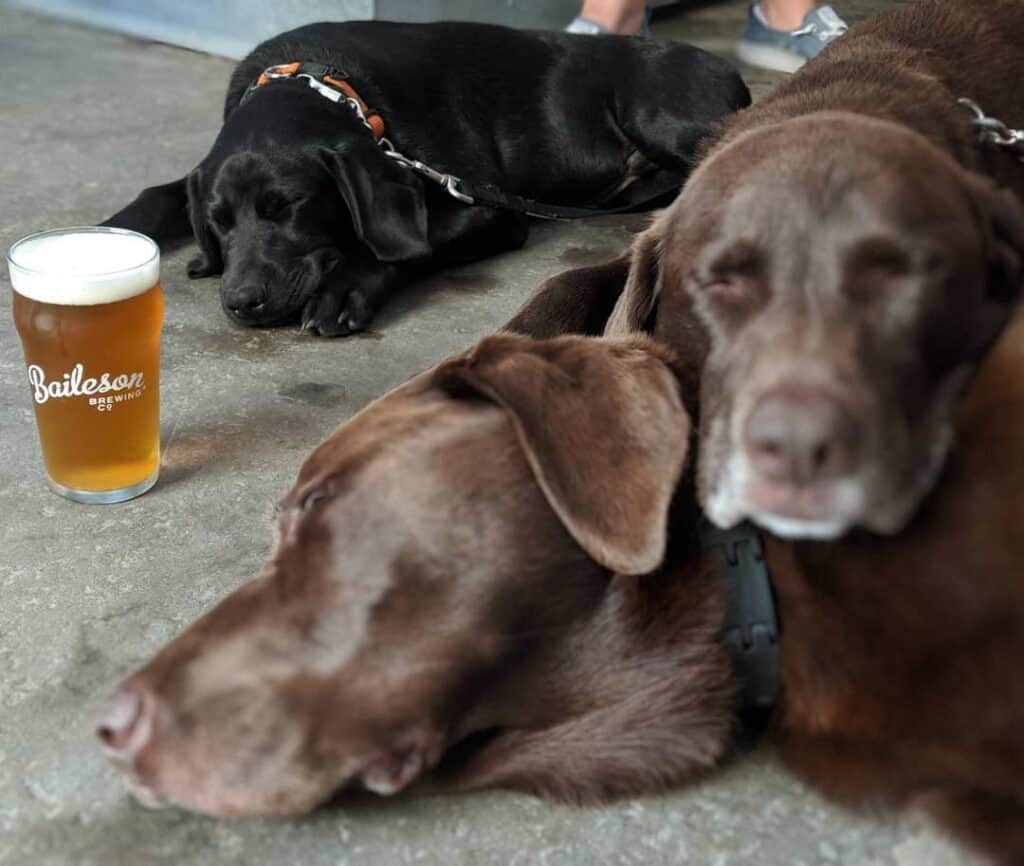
[690,241,767,323]
[257,192,293,221]
[842,238,918,307]
[301,488,330,512]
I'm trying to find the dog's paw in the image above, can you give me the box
[301,289,375,338]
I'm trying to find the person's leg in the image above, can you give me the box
[567,0,646,35]
[759,0,816,30]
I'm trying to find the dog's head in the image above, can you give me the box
[187,86,431,327]
[609,114,1024,539]
[96,334,698,816]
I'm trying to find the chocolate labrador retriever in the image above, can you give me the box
[97,321,1024,864]
[102,21,749,337]
[508,0,1024,540]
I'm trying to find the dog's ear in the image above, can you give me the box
[967,178,1024,355]
[605,229,663,337]
[441,333,693,575]
[319,146,431,262]
[504,252,633,338]
[186,168,223,278]
[100,176,193,248]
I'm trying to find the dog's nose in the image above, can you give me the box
[224,285,267,318]
[97,684,154,757]
[744,387,861,486]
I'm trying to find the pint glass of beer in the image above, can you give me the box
[8,227,164,504]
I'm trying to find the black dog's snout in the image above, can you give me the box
[223,284,268,320]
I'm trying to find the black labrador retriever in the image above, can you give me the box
[103,20,749,336]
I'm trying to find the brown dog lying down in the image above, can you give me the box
[509,0,1024,541]
[97,319,1024,863]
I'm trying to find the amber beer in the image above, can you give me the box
[8,227,164,503]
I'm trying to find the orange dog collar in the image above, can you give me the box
[242,62,386,141]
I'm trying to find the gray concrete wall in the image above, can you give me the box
[376,0,580,28]
[13,0,374,58]
[12,0,584,58]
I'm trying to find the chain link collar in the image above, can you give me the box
[959,98,1024,162]
[242,63,476,204]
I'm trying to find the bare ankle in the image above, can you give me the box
[577,0,646,35]
[759,0,816,31]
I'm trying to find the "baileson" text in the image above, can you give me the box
[28,363,145,405]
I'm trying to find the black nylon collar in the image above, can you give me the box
[700,520,780,710]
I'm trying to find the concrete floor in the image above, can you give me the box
[0,2,973,864]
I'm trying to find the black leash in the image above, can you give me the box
[246,62,682,222]
[700,520,780,711]
[439,178,679,221]
[371,99,681,220]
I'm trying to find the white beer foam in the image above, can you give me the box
[7,228,159,305]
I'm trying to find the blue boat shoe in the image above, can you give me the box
[736,3,848,73]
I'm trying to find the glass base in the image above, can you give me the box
[48,469,159,504]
